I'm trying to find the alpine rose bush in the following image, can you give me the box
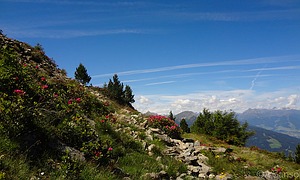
[148,115,182,139]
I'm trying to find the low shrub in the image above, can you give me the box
[147,115,182,139]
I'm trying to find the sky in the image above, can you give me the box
[1,0,300,115]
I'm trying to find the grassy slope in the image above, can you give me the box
[0,33,186,179]
[184,133,300,179]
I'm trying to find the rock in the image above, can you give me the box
[185,156,199,165]
[154,134,172,144]
[197,154,209,163]
[194,140,201,147]
[142,171,169,180]
[149,128,162,134]
[140,120,148,128]
[198,162,210,175]
[212,147,227,153]
[261,171,280,180]
[65,146,85,162]
[198,173,207,179]
[209,174,216,179]
[156,156,162,162]
[158,170,169,179]
[142,141,147,150]
[147,144,156,152]
[122,177,132,180]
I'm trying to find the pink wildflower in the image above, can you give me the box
[68,99,73,105]
[41,77,46,81]
[76,97,81,103]
[94,151,101,157]
[108,147,113,151]
[14,89,26,95]
[41,85,48,89]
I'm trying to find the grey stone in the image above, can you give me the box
[261,171,280,180]
[194,140,201,147]
[154,134,172,144]
[149,128,162,134]
[212,147,227,153]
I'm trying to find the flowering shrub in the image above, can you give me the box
[148,115,182,139]
[271,165,284,174]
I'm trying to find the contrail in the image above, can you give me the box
[250,71,262,90]
[250,64,267,90]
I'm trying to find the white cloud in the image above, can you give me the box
[139,96,151,104]
[286,94,299,108]
[133,88,300,115]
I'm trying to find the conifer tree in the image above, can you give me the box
[106,74,135,106]
[180,118,190,133]
[295,144,300,164]
[74,63,91,85]
[124,85,135,104]
[168,111,176,121]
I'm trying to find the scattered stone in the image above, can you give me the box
[261,171,280,180]
[147,144,156,152]
[194,140,201,147]
[149,128,162,134]
[208,173,216,179]
[212,147,227,153]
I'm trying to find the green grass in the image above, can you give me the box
[118,151,186,179]
[267,138,282,149]
[183,133,300,179]
[118,152,161,179]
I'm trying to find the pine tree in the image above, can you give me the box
[168,111,176,121]
[180,118,190,133]
[74,63,91,85]
[295,144,300,164]
[124,85,135,104]
[107,74,123,101]
[105,74,135,106]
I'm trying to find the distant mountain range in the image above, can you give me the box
[237,108,300,139]
[174,109,300,153]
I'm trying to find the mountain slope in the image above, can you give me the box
[0,33,186,179]
[246,125,300,154]
[1,33,300,179]
[175,110,198,126]
[175,110,300,153]
[238,108,300,138]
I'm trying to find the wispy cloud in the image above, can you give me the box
[5,28,146,39]
[145,81,176,86]
[92,55,300,78]
[247,65,300,72]
[3,0,143,6]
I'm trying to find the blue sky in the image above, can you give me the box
[1,0,300,114]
